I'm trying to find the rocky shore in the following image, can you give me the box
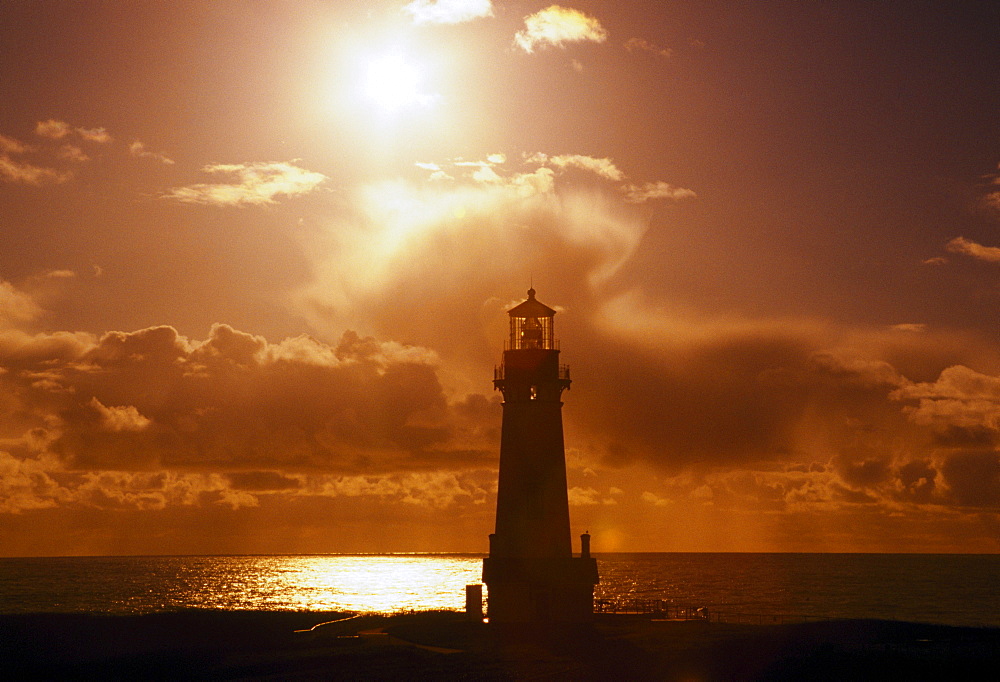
[4,610,998,680]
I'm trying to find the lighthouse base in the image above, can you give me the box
[483,557,598,624]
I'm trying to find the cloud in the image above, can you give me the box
[518,153,693,202]
[945,236,1000,263]
[1,122,120,183]
[162,161,327,206]
[977,164,1000,217]
[624,37,673,58]
[575,295,913,477]
[529,153,625,181]
[514,5,608,54]
[641,491,671,506]
[315,166,645,327]
[940,451,1000,507]
[417,155,560,195]
[0,134,32,155]
[227,470,301,491]
[0,451,66,514]
[58,145,89,162]
[892,323,927,333]
[35,119,72,139]
[76,127,111,143]
[34,120,110,143]
[0,464,252,514]
[425,152,693,208]
[403,0,493,25]
[0,281,43,329]
[129,141,174,165]
[0,156,72,185]
[0,132,72,184]
[893,365,1000,432]
[884,365,1000,509]
[0,323,495,481]
[623,181,697,203]
[88,397,152,432]
[568,486,601,505]
[983,191,1000,214]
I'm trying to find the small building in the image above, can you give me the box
[482,289,598,623]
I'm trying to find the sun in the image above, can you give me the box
[363,53,433,114]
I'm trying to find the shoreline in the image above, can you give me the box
[4,610,999,680]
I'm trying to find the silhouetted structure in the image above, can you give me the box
[483,289,598,623]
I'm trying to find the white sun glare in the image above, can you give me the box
[364,53,432,114]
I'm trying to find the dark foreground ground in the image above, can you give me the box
[3,610,999,680]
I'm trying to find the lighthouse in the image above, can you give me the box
[482,288,598,623]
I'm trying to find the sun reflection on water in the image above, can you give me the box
[173,555,485,614]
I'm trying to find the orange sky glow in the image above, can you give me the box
[1,1,999,555]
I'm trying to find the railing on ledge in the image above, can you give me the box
[492,364,571,382]
[503,339,561,351]
[593,599,832,624]
[594,599,708,620]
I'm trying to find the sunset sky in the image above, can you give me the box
[2,1,999,555]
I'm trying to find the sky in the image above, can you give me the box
[1,0,999,555]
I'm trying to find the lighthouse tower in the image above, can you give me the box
[483,289,598,623]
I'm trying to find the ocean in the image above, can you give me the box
[1,553,997,628]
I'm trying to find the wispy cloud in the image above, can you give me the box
[129,141,174,165]
[403,0,493,25]
[514,5,608,54]
[530,153,625,181]
[623,181,697,203]
[973,163,1000,217]
[0,156,72,185]
[34,119,111,143]
[983,191,1000,214]
[76,127,111,143]
[1,129,73,184]
[162,161,326,206]
[624,37,673,58]
[945,236,1000,263]
[417,152,694,205]
[0,134,32,155]
[58,145,89,163]
[35,119,71,139]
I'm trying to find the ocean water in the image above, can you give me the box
[0,553,997,628]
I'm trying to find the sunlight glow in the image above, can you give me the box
[363,53,434,114]
[361,180,463,259]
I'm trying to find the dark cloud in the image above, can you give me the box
[226,471,301,491]
[896,459,937,503]
[566,313,929,476]
[931,425,997,449]
[829,482,880,505]
[941,451,1000,508]
[835,453,892,488]
[0,323,496,478]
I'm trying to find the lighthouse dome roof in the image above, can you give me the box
[507,288,556,317]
